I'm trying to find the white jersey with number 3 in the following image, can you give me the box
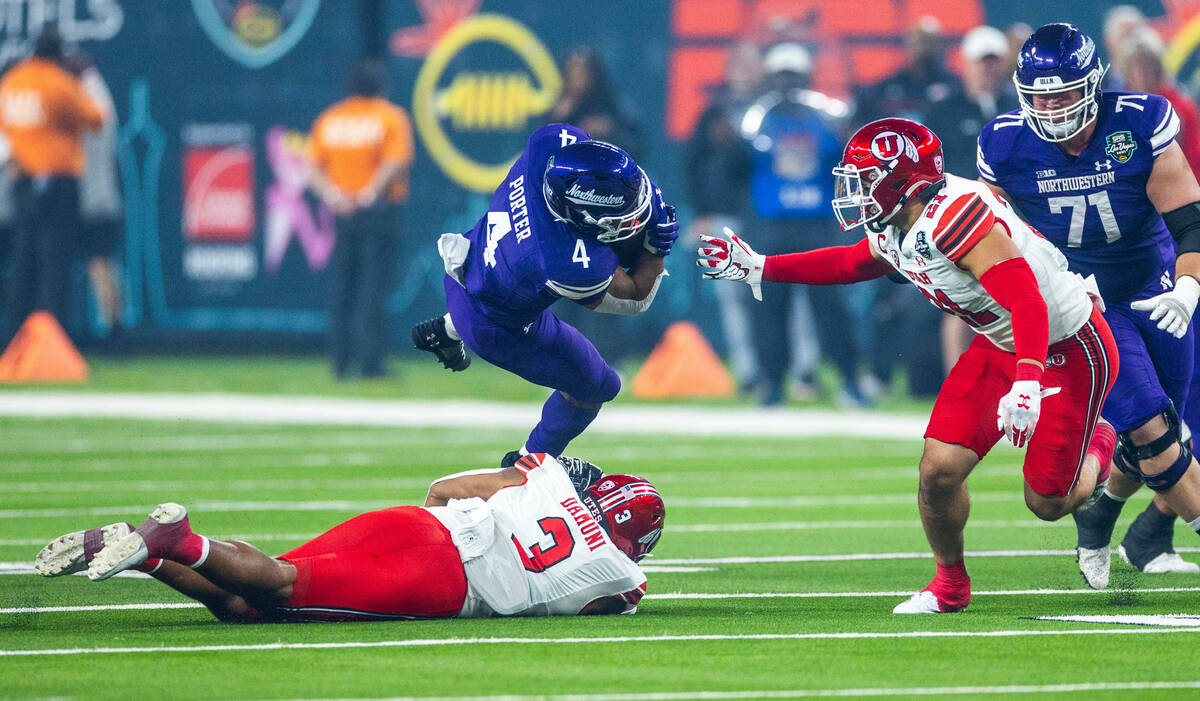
[428,454,646,618]
[867,174,1094,352]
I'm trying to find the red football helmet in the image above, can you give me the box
[832,118,944,231]
[582,474,665,562]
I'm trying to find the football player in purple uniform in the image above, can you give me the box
[977,23,1200,588]
[412,124,677,464]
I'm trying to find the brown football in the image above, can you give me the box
[611,234,645,269]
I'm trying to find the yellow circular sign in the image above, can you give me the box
[414,14,562,192]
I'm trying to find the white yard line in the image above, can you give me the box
[0,494,1029,520]
[0,392,930,439]
[651,549,1200,565]
[264,680,1200,700]
[5,588,1200,613]
[4,628,1200,657]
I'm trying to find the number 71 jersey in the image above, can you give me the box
[977,91,1180,304]
[869,174,1093,352]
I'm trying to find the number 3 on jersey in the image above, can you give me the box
[513,517,576,572]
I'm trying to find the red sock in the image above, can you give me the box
[924,560,971,612]
[134,558,163,574]
[1087,422,1117,482]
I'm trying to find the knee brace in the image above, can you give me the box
[1114,403,1193,492]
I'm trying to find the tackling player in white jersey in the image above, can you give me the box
[35,455,661,621]
[698,118,1119,614]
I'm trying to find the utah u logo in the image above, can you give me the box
[870,131,905,160]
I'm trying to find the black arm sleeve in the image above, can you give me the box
[1163,202,1200,256]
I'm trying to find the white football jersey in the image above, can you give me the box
[427,455,646,618]
[868,174,1093,351]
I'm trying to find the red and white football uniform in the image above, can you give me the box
[433,453,647,618]
[872,173,1116,496]
[868,174,1093,350]
[270,455,645,622]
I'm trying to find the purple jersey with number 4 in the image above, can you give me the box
[458,123,620,328]
[978,91,1192,431]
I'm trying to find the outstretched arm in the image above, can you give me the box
[697,227,891,300]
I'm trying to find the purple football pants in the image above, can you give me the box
[1101,301,1193,433]
[444,276,621,455]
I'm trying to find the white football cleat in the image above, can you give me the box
[87,503,190,581]
[893,591,941,614]
[1077,546,1110,589]
[35,523,131,577]
[1119,546,1200,574]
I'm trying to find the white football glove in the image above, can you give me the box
[996,380,1061,448]
[696,227,765,301]
[1130,276,1200,339]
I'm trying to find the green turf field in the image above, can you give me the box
[2,360,1200,699]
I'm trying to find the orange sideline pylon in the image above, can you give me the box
[631,321,734,398]
[0,311,89,383]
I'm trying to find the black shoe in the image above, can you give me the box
[500,450,522,468]
[412,317,470,371]
[1118,505,1177,571]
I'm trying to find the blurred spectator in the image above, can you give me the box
[0,27,103,338]
[927,26,1016,177]
[550,46,641,158]
[926,26,1018,374]
[854,18,960,398]
[1005,23,1033,76]
[686,45,758,390]
[853,17,961,126]
[66,52,125,348]
[1103,5,1147,88]
[1118,27,1200,178]
[308,59,414,379]
[743,43,867,407]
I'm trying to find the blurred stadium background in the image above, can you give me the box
[2,0,1197,391]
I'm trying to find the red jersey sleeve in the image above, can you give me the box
[933,194,996,263]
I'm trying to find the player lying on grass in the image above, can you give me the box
[699,118,1120,614]
[34,455,664,621]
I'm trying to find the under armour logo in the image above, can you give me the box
[1017,394,1031,410]
[523,322,534,334]
[1094,160,1112,171]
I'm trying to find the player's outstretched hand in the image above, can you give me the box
[1130,276,1200,339]
[696,227,765,301]
[996,381,1061,448]
[643,187,678,257]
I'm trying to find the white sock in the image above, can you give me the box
[1103,487,1128,502]
[443,313,460,341]
[189,536,210,569]
[1189,516,1200,534]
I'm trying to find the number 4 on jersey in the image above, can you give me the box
[484,212,512,268]
[572,238,591,269]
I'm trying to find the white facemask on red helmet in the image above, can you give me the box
[581,474,664,562]
[832,118,945,231]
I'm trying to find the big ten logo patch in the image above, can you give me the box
[412,14,561,192]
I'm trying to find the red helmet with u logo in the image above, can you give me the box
[832,118,944,231]
[581,473,664,563]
